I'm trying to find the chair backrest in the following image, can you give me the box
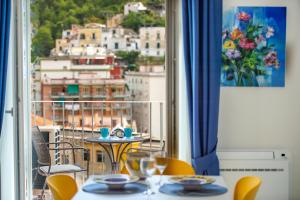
[234,176,262,200]
[121,157,195,175]
[47,175,78,200]
[32,126,51,165]
[163,158,195,175]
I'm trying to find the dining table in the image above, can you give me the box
[85,136,145,173]
[72,175,231,200]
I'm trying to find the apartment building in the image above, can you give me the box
[101,27,139,52]
[33,55,130,129]
[53,23,105,56]
[139,27,166,57]
[125,65,166,139]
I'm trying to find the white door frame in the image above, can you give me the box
[14,0,180,199]
[16,0,32,199]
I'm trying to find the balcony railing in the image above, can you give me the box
[51,93,80,99]
[49,79,126,85]
[51,93,108,99]
[32,100,166,176]
[112,93,130,98]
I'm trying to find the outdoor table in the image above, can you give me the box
[85,136,145,173]
[72,175,231,200]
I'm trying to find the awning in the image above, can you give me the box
[67,84,79,94]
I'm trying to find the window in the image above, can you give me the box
[80,33,86,40]
[96,151,104,162]
[82,87,90,96]
[84,149,90,161]
[115,42,119,49]
[96,87,105,95]
[28,1,172,198]
[157,42,160,49]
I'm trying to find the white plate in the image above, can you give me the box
[169,175,216,190]
[94,174,139,190]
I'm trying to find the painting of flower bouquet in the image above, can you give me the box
[222,7,286,87]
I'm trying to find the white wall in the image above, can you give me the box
[219,1,300,199]
[0,3,16,198]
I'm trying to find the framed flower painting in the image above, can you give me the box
[222,7,287,87]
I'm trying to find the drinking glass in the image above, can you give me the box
[100,127,109,138]
[154,151,168,186]
[124,127,133,138]
[140,157,156,199]
[125,151,150,178]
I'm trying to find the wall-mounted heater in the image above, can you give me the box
[218,150,289,200]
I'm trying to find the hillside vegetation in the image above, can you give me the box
[31,0,165,61]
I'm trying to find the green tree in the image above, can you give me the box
[116,51,140,65]
[31,26,54,61]
[122,12,165,32]
[121,12,144,32]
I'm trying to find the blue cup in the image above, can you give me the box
[100,128,110,138]
[124,128,133,138]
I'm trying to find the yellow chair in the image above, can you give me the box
[46,175,78,200]
[121,158,195,175]
[234,176,262,200]
[163,158,195,175]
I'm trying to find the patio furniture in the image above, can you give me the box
[85,136,145,173]
[32,126,89,199]
[234,176,262,200]
[47,174,78,200]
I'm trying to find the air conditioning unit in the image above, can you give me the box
[218,149,289,200]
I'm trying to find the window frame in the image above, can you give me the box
[16,0,180,199]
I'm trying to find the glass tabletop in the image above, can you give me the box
[85,136,145,144]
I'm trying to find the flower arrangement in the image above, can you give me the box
[222,11,280,86]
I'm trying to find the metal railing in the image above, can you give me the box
[32,100,166,175]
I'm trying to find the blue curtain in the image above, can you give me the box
[0,0,11,136]
[182,0,222,175]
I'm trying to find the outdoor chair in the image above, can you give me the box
[32,126,89,199]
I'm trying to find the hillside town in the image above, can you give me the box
[31,1,166,175]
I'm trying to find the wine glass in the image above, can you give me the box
[140,156,156,199]
[154,151,168,186]
[125,151,150,178]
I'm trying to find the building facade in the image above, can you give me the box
[125,65,166,140]
[124,2,147,15]
[139,27,166,57]
[33,55,130,129]
[53,23,105,57]
[101,27,139,52]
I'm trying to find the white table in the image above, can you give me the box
[73,175,231,200]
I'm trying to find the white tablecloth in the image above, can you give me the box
[72,175,231,200]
